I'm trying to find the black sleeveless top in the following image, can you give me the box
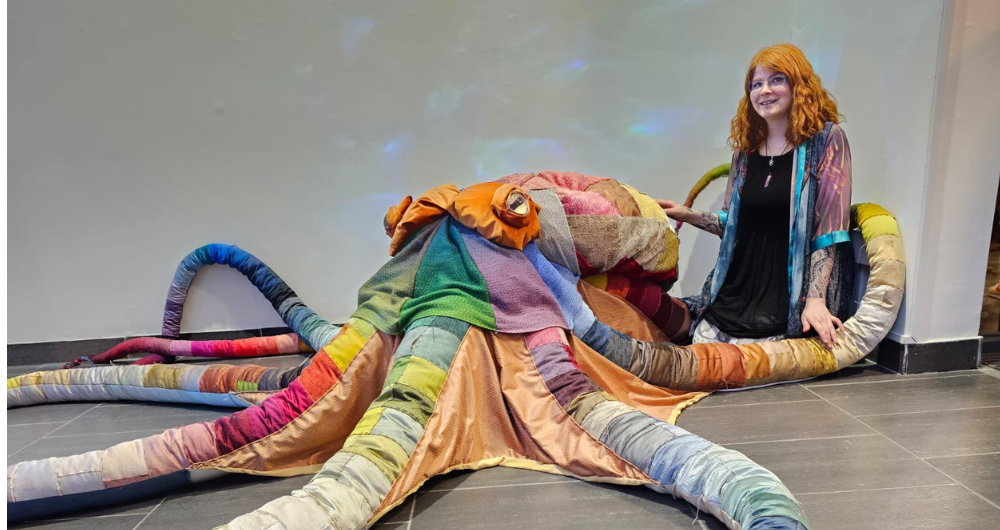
[704,149,794,338]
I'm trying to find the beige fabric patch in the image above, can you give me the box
[100,439,150,484]
[867,234,905,264]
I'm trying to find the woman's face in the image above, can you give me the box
[749,66,791,122]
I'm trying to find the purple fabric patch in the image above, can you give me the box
[546,370,598,408]
[530,342,577,382]
[459,226,567,333]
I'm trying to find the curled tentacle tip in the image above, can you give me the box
[60,356,90,370]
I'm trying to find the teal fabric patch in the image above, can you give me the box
[810,230,850,252]
[399,219,496,331]
[722,476,810,529]
[394,321,466,372]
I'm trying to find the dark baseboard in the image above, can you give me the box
[877,336,982,374]
[7,327,295,366]
[982,334,1000,366]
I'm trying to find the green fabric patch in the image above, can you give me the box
[399,219,496,331]
[370,383,438,427]
[235,380,259,392]
[341,433,411,483]
[353,220,443,335]
[397,356,448,402]
[384,355,413,387]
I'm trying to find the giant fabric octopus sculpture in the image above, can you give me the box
[7,171,905,529]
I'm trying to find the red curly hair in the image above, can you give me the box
[728,43,842,152]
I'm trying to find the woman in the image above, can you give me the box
[660,43,854,348]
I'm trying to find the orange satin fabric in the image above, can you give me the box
[575,280,708,422]
[192,332,398,472]
[388,184,460,256]
[577,281,667,343]
[448,182,541,250]
[374,329,651,518]
[386,182,542,255]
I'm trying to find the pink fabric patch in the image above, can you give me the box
[169,340,193,355]
[497,171,607,191]
[274,333,298,353]
[525,327,567,349]
[178,422,219,463]
[283,380,314,414]
[557,188,621,216]
[213,381,315,454]
[190,341,214,356]
[259,382,313,432]
[142,428,191,477]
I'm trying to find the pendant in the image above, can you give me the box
[764,174,772,188]
[769,157,774,166]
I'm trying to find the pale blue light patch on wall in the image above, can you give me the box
[425,86,469,119]
[543,60,589,82]
[379,134,412,190]
[342,16,376,58]
[471,137,567,178]
[382,135,410,155]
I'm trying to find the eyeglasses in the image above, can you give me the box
[748,74,788,93]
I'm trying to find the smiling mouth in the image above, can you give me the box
[760,99,779,107]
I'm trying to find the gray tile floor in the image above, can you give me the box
[7,357,1000,529]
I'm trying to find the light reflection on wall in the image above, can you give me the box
[8,0,944,341]
[342,16,376,58]
[471,138,567,178]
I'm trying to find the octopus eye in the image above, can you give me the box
[506,191,529,215]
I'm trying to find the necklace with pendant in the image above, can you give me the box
[764,140,788,188]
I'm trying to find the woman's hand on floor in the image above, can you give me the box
[802,297,842,347]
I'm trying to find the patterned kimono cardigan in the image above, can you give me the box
[684,122,855,339]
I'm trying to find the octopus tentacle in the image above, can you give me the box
[65,332,313,368]
[161,244,341,350]
[526,327,810,529]
[7,320,395,524]
[7,357,309,408]
[65,243,339,368]
[581,204,903,392]
[219,316,469,529]
[676,162,732,234]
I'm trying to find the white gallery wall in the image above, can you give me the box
[9,0,998,344]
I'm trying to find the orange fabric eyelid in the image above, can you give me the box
[387,184,460,256]
[448,182,541,250]
[384,196,413,237]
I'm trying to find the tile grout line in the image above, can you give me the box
[424,479,575,493]
[42,511,156,522]
[854,405,1000,418]
[925,451,1000,460]
[695,399,821,409]
[7,403,102,459]
[721,433,882,447]
[805,372,980,388]
[132,496,167,530]
[7,420,68,427]
[405,495,417,530]
[46,429,167,439]
[794,482,958,496]
[801,385,1000,512]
